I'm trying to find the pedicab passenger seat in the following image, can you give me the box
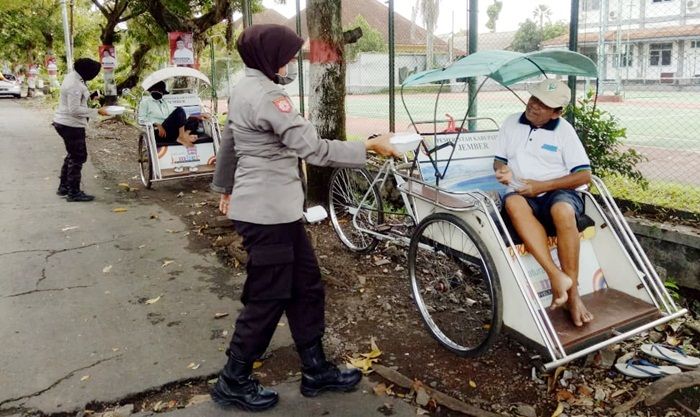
[497,206,596,246]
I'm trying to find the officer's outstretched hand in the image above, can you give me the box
[366,133,401,158]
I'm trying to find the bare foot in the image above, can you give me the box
[176,135,195,148]
[548,271,572,310]
[567,294,594,327]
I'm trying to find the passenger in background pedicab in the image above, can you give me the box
[493,79,594,327]
[209,23,399,411]
[137,81,208,148]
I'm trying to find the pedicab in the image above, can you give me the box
[327,50,687,370]
[136,67,222,188]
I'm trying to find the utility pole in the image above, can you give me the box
[389,0,395,132]
[568,0,580,124]
[467,0,478,131]
[60,0,73,69]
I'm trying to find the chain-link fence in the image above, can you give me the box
[230,0,699,214]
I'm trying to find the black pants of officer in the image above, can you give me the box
[156,107,200,145]
[53,122,87,193]
[228,220,325,363]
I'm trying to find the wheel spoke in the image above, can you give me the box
[409,213,500,357]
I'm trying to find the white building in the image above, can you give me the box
[543,0,700,84]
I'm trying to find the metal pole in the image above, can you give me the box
[467,0,477,131]
[210,40,217,114]
[296,0,305,115]
[242,0,252,28]
[60,0,73,69]
[568,0,580,124]
[389,0,395,132]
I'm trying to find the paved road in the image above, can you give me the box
[0,99,419,417]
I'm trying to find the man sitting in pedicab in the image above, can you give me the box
[137,80,208,148]
[493,79,594,328]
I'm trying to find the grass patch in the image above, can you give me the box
[601,174,700,214]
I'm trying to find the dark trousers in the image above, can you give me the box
[157,107,200,145]
[53,123,87,192]
[228,220,325,363]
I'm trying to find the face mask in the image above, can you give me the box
[276,62,298,85]
[150,91,163,100]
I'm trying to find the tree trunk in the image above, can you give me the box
[306,0,346,204]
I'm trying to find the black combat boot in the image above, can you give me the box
[57,185,69,197]
[66,190,95,202]
[211,354,279,411]
[298,340,362,397]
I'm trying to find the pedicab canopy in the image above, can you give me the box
[141,66,211,91]
[402,50,598,87]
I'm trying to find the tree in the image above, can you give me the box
[512,19,568,53]
[413,0,440,69]
[344,15,386,61]
[511,19,541,53]
[91,0,146,103]
[306,0,346,202]
[485,1,503,33]
[532,4,552,30]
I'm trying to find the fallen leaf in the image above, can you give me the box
[556,389,574,402]
[214,312,229,319]
[666,335,681,346]
[186,394,210,407]
[548,366,566,393]
[416,408,430,415]
[161,260,174,268]
[117,183,130,190]
[177,192,185,198]
[611,388,628,398]
[102,265,113,273]
[253,361,263,369]
[468,380,477,388]
[80,375,90,381]
[373,382,387,396]
[145,295,161,305]
[112,207,128,213]
[152,401,164,411]
[346,356,375,374]
[61,226,79,232]
[362,337,382,359]
[187,362,200,370]
[551,402,564,417]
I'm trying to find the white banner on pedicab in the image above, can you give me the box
[417,132,507,195]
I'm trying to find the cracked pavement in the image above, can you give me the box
[0,100,296,415]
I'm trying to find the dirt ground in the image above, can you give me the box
[67,114,700,416]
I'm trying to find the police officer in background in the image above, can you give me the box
[210,24,400,411]
[53,58,109,202]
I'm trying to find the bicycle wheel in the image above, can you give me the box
[408,212,502,357]
[138,133,153,189]
[328,168,384,253]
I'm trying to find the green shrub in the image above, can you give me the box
[567,91,647,187]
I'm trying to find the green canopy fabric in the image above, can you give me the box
[403,49,598,87]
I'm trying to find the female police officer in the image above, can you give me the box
[210,24,399,411]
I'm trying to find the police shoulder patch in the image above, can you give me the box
[272,96,292,113]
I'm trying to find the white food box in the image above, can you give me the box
[104,105,126,115]
[390,132,422,153]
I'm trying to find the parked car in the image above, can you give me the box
[0,73,21,98]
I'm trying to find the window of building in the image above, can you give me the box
[583,0,601,12]
[691,40,700,49]
[649,43,672,66]
[614,45,634,67]
[651,0,672,3]
[579,46,598,63]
